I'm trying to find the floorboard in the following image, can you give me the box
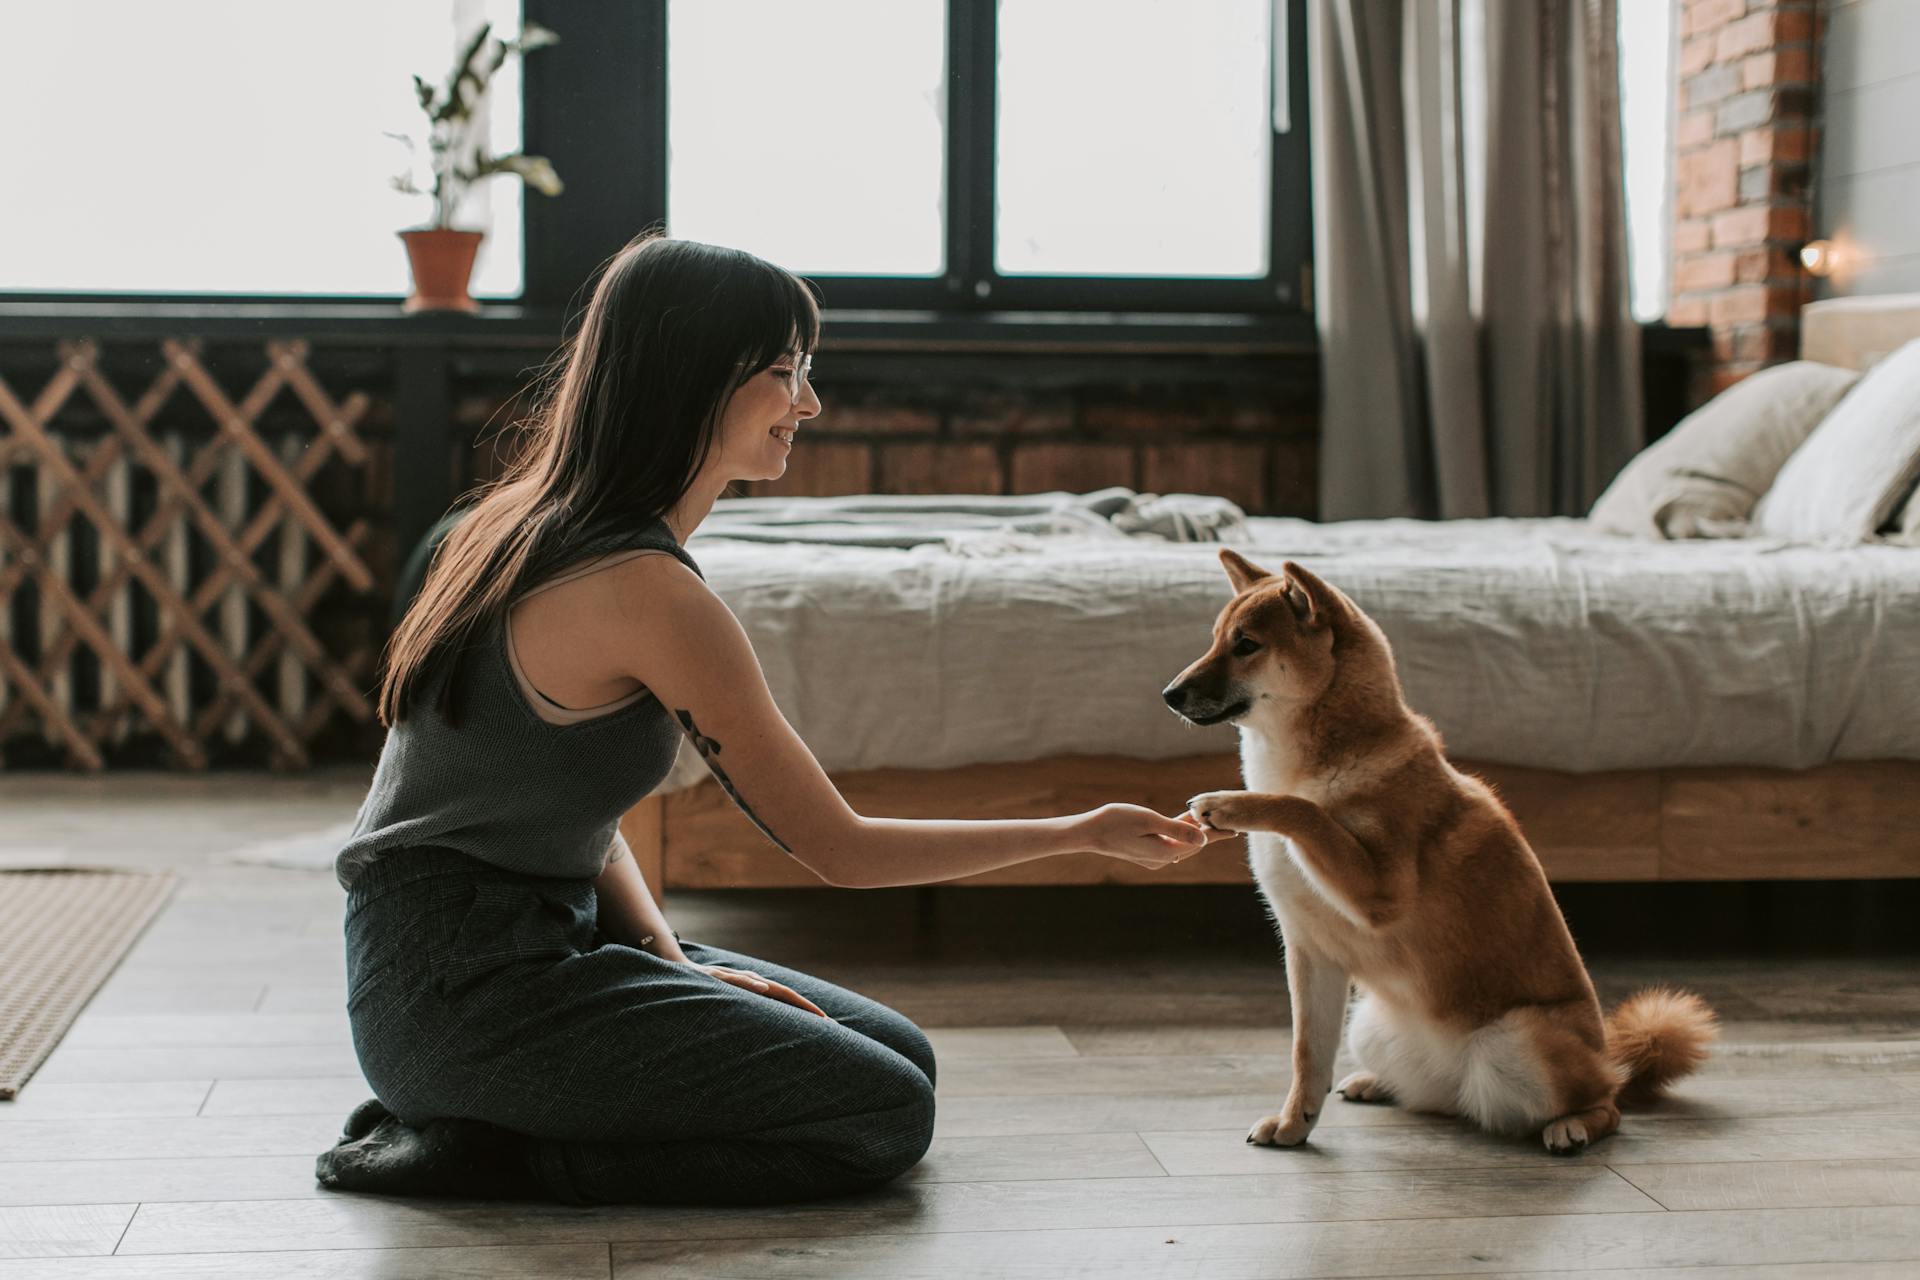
[0,769,1915,1278]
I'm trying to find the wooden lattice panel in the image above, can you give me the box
[0,338,378,769]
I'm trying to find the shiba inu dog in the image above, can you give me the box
[1163,551,1716,1154]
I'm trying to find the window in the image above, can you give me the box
[0,0,523,298]
[667,0,947,276]
[1618,0,1675,322]
[8,1,1311,320]
[995,1,1272,278]
[644,0,1311,313]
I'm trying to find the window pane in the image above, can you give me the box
[0,0,524,296]
[996,0,1270,277]
[1619,0,1675,321]
[668,0,945,276]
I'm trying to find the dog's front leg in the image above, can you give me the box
[1250,937,1349,1147]
[1190,791,1405,929]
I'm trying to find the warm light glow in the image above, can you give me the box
[1799,240,1836,277]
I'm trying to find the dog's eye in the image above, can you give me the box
[1231,635,1261,658]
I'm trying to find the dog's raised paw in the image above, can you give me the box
[1336,1072,1393,1104]
[1187,791,1250,832]
[1542,1116,1590,1155]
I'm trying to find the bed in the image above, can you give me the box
[620,300,1920,890]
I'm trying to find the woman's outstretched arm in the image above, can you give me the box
[603,556,1211,889]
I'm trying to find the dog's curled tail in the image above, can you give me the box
[1606,987,1718,1108]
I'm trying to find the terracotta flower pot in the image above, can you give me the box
[399,229,485,313]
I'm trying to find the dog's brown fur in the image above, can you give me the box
[1164,551,1716,1154]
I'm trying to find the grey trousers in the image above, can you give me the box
[343,847,936,1205]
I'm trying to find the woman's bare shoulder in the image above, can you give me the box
[602,547,709,598]
[596,549,740,637]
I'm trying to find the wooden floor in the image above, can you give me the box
[2,770,1918,1279]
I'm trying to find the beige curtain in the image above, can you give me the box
[1312,0,1643,520]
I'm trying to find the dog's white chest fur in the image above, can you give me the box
[1237,732,1361,930]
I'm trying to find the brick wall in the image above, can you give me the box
[730,373,1322,518]
[1669,0,1821,391]
[462,346,1699,517]
[459,359,1322,516]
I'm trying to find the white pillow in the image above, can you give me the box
[1753,338,1920,543]
[1589,361,1859,539]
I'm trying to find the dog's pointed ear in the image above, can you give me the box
[1280,561,1331,626]
[1219,549,1272,595]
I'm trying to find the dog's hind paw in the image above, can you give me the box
[1336,1072,1393,1104]
[1541,1116,1590,1155]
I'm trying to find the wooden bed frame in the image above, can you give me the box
[620,754,1920,891]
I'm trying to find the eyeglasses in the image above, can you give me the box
[765,352,813,404]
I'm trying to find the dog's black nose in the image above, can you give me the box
[1162,683,1189,712]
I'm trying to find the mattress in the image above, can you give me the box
[659,514,1920,791]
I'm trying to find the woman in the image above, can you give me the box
[318,235,1212,1206]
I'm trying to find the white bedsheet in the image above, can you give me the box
[661,516,1920,791]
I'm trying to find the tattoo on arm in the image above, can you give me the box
[675,709,794,854]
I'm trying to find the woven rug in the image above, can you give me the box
[0,868,177,1099]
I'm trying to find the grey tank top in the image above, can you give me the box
[334,522,698,888]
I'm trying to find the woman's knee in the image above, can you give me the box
[890,1020,938,1088]
[701,945,937,1080]
[840,1069,935,1184]
[833,996,937,1089]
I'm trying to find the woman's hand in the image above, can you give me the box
[698,964,833,1019]
[1073,804,1218,868]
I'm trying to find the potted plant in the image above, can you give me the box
[390,21,563,313]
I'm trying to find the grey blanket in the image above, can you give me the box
[654,514,1920,792]
[692,488,1248,554]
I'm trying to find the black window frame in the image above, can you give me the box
[1,0,1313,332]
[526,0,1313,318]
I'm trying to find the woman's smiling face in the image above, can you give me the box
[711,351,821,484]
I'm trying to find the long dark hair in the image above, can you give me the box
[378,234,820,724]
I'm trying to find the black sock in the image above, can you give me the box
[315,1114,543,1200]
[340,1097,391,1141]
